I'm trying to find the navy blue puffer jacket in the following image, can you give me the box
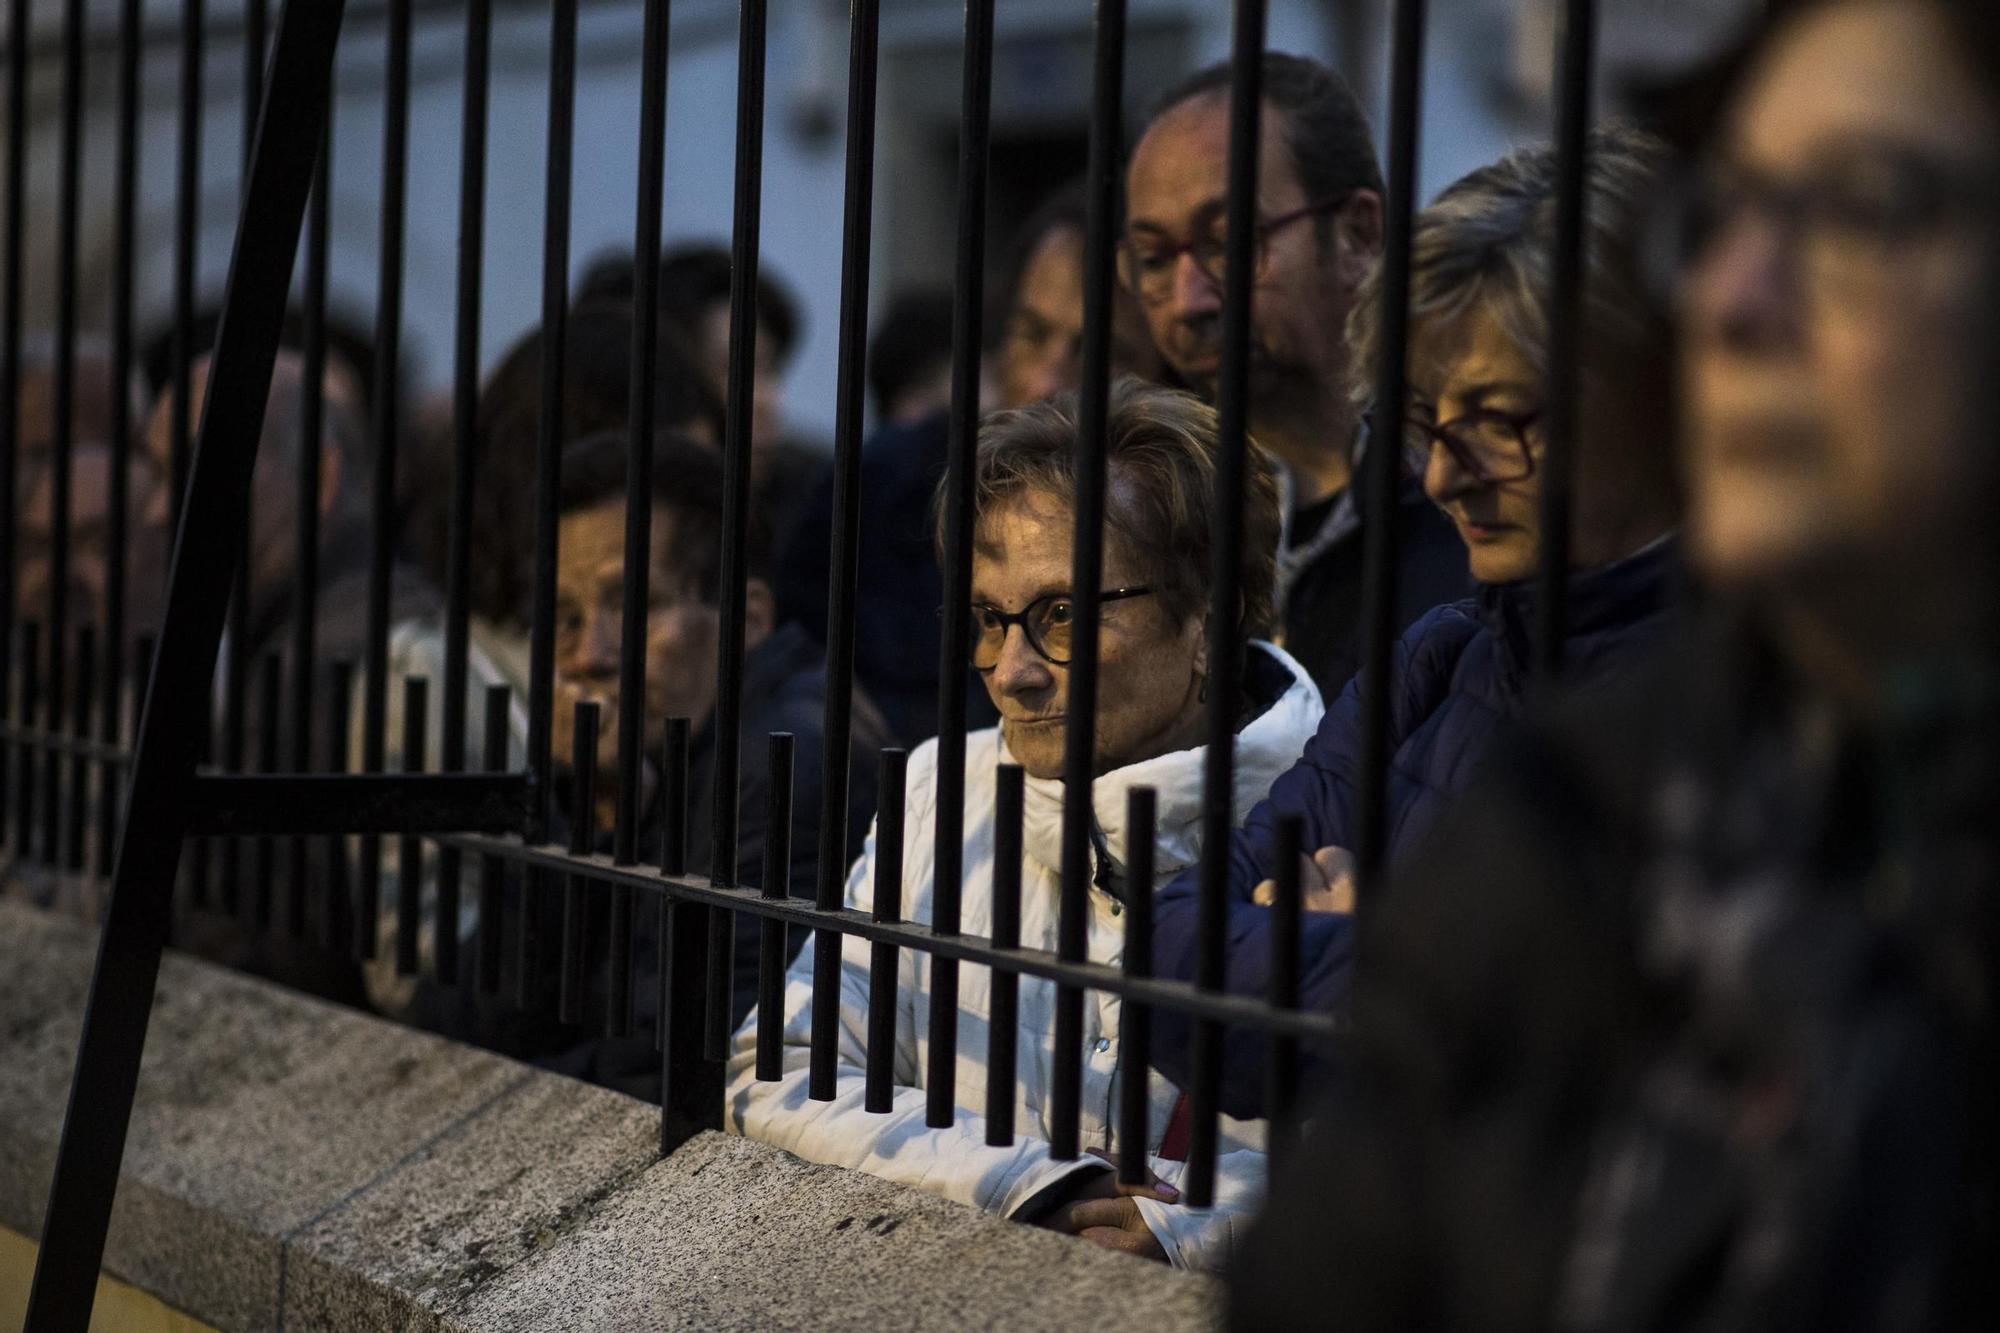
[1150,540,1682,1116]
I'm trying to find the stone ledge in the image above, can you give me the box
[0,898,1220,1331]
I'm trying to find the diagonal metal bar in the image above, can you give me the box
[24,3,349,1326]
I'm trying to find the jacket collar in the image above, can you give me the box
[1479,534,1681,690]
[1008,642,1324,890]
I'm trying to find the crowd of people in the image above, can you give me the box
[4,0,1995,1323]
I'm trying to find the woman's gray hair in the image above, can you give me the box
[1347,124,1672,406]
[943,376,1282,639]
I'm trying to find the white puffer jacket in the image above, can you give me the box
[728,642,1322,1271]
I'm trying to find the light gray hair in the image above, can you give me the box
[1347,124,1672,407]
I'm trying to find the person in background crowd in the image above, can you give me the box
[1238,2,2000,1327]
[1123,52,1469,696]
[9,332,164,655]
[656,242,825,533]
[532,433,888,1092]
[1148,126,1684,1115]
[774,180,1168,745]
[867,287,955,426]
[141,348,419,1006]
[396,297,722,703]
[731,381,1324,1271]
[990,181,1169,411]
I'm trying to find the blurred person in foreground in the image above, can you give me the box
[1123,52,1470,697]
[370,434,887,1081]
[1147,126,1684,1115]
[775,183,1166,746]
[1238,2,2000,1328]
[730,381,1324,1271]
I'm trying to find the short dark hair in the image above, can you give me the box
[415,300,724,624]
[868,288,956,418]
[658,243,802,367]
[557,430,771,600]
[1141,53,1383,243]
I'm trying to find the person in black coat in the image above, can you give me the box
[1236,2,2000,1325]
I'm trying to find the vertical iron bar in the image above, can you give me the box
[707,0,770,1068]
[1265,812,1302,1165]
[560,699,598,1024]
[1535,0,1596,679]
[476,684,510,994]
[810,0,882,1105]
[1117,786,1155,1184]
[610,0,669,1044]
[64,627,94,872]
[290,92,331,936]
[0,0,27,856]
[656,715,689,1052]
[99,0,144,879]
[328,662,357,954]
[864,748,907,1114]
[170,0,204,527]
[16,622,37,854]
[755,732,795,1079]
[927,0,997,1133]
[439,0,492,991]
[359,0,412,964]
[1051,0,1128,1166]
[1188,0,1270,1211]
[395,676,428,976]
[522,0,578,1014]
[984,762,1022,1144]
[25,3,348,1319]
[1355,0,1428,892]
[43,0,85,873]
[616,0,669,867]
[255,652,280,931]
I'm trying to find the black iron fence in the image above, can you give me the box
[1,1,1597,1327]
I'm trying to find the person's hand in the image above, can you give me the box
[1037,1151,1174,1263]
[1251,845,1356,914]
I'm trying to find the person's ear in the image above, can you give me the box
[744,577,776,652]
[1189,614,1211,682]
[1334,189,1384,288]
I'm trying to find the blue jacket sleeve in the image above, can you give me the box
[1149,605,1473,1118]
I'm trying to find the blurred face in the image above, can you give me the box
[995,224,1168,410]
[1123,94,1378,405]
[15,442,167,641]
[1682,0,2000,592]
[971,486,1206,781]
[1412,305,1676,584]
[695,303,784,453]
[554,500,768,786]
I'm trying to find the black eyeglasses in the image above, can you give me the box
[965,587,1155,670]
[1117,195,1352,304]
[1403,409,1541,485]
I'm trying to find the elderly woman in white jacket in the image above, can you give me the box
[728,379,1322,1271]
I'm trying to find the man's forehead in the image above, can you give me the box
[1127,94,1296,223]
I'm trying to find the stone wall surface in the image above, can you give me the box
[0,899,1221,1331]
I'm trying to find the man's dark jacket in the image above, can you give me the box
[1152,541,1680,1115]
[1231,614,1993,1332]
[1281,479,1470,697]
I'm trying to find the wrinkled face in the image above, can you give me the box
[695,304,784,453]
[1683,0,1999,591]
[1123,94,1373,403]
[554,500,723,780]
[970,486,1206,781]
[995,225,1167,410]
